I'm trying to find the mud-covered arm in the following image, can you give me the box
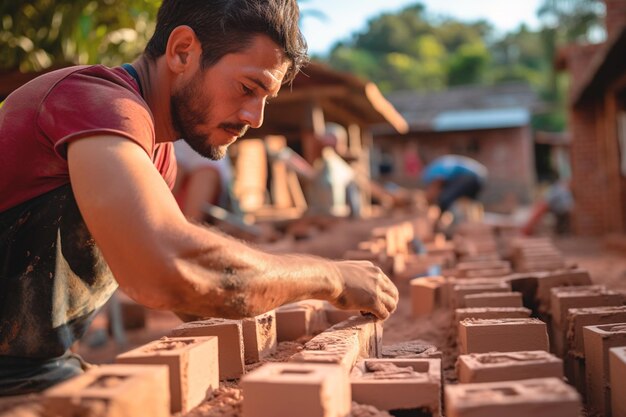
[68,136,398,319]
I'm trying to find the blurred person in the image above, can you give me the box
[0,0,398,395]
[521,174,573,236]
[421,155,488,213]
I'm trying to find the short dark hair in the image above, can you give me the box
[145,0,308,83]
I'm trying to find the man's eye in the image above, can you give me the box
[242,84,253,95]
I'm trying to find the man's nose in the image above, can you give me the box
[240,98,265,129]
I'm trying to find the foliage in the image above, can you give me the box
[326,4,493,93]
[0,0,160,72]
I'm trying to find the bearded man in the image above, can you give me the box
[0,0,398,394]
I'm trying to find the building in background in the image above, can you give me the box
[373,83,541,209]
[556,0,626,236]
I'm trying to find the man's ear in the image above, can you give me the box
[165,25,201,74]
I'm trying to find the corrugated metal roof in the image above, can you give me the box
[432,107,530,132]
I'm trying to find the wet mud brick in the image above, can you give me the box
[550,286,623,357]
[43,364,170,417]
[452,281,511,308]
[242,310,277,364]
[410,276,448,317]
[291,315,382,371]
[445,377,581,417]
[583,323,626,417]
[350,358,441,416]
[455,260,511,273]
[610,347,626,417]
[550,285,623,328]
[275,300,329,342]
[463,291,523,308]
[454,307,531,322]
[563,306,626,395]
[456,350,563,383]
[115,336,218,413]
[170,318,245,380]
[242,362,350,417]
[458,318,549,354]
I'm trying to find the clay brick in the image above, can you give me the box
[455,307,531,322]
[583,323,626,416]
[116,336,218,413]
[350,358,441,416]
[242,310,277,364]
[456,350,563,383]
[535,269,592,313]
[550,285,623,326]
[464,292,523,308]
[291,316,382,371]
[460,267,513,278]
[445,377,581,417]
[452,281,511,308]
[410,276,447,316]
[43,364,170,417]
[561,307,626,396]
[242,362,350,417]
[458,318,549,354]
[276,300,330,342]
[170,318,245,380]
[323,302,359,325]
[456,260,511,272]
[610,347,626,417]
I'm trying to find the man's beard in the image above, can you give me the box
[170,74,248,160]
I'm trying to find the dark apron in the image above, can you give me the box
[0,184,117,394]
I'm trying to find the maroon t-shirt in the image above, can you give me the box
[0,65,176,212]
[0,65,176,368]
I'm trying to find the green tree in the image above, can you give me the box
[326,3,491,92]
[0,0,160,72]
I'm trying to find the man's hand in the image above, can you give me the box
[330,260,399,320]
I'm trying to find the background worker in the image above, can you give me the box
[0,0,398,395]
[421,154,488,213]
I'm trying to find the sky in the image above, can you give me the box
[300,0,544,56]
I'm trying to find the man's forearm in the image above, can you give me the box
[164,223,342,319]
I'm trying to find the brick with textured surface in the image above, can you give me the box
[170,318,244,380]
[116,336,218,413]
[291,316,382,371]
[242,310,277,364]
[242,362,350,417]
[458,318,549,354]
[275,300,329,342]
[610,347,626,417]
[464,291,523,308]
[445,377,581,417]
[43,364,170,417]
[350,358,441,416]
[583,323,626,417]
[456,350,562,383]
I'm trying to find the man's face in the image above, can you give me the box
[171,35,289,160]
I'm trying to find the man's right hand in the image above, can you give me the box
[330,260,399,320]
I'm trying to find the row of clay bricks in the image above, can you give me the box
[41,309,282,415]
[342,217,458,282]
[37,312,444,417]
[542,280,626,417]
[244,315,444,416]
[408,230,587,416]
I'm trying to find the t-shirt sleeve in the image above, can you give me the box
[36,67,155,160]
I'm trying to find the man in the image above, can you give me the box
[421,155,488,213]
[0,0,398,394]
